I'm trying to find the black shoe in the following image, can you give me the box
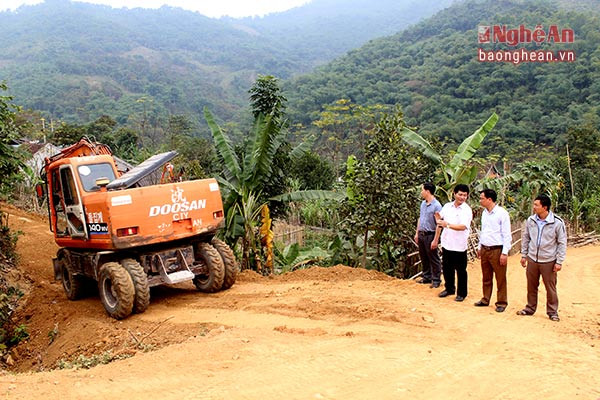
[495,305,506,313]
[430,282,441,288]
[474,300,489,307]
[455,296,465,302]
[418,278,432,284]
[438,290,454,298]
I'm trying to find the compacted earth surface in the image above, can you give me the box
[1,203,599,399]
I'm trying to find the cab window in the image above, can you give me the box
[77,163,117,192]
[60,167,79,206]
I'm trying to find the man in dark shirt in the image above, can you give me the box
[414,183,443,288]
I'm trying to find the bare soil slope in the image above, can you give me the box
[1,204,599,399]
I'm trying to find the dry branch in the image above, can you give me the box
[568,232,600,247]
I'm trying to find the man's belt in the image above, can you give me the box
[418,231,435,236]
[481,244,503,250]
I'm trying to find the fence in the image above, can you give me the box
[272,221,337,249]
[272,221,305,246]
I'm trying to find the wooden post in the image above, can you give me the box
[566,143,575,198]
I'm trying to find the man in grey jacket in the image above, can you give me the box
[517,194,567,321]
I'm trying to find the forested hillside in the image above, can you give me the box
[233,0,455,69]
[0,0,451,128]
[285,0,600,151]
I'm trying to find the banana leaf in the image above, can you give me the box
[400,126,442,164]
[289,140,312,160]
[243,114,281,190]
[445,113,498,174]
[204,107,241,180]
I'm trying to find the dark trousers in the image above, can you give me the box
[442,249,468,297]
[524,258,559,316]
[480,247,508,307]
[417,233,442,284]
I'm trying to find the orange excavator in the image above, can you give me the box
[36,138,237,319]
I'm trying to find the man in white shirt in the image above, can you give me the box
[436,184,472,302]
[474,189,512,313]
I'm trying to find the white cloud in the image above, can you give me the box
[1,0,312,17]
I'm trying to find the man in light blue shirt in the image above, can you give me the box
[474,189,512,312]
[414,183,443,288]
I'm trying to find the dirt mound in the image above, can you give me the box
[235,269,265,283]
[233,265,394,284]
[277,264,395,282]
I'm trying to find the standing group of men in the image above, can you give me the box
[415,183,567,322]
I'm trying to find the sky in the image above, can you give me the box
[0,0,312,18]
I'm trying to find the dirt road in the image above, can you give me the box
[1,204,599,399]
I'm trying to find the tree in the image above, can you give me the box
[87,115,117,140]
[563,123,600,231]
[113,127,140,162]
[312,99,389,175]
[175,136,217,180]
[167,115,194,150]
[290,151,335,190]
[249,75,287,123]
[51,122,86,146]
[0,81,25,196]
[341,107,434,274]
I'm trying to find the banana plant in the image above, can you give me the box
[274,242,331,272]
[401,113,499,200]
[205,107,341,270]
[205,107,278,242]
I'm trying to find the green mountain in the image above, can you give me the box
[233,0,456,70]
[0,0,452,129]
[285,0,600,151]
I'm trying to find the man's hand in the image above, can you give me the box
[520,257,527,268]
[476,249,481,259]
[500,254,508,267]
[554,263,562,272]
[414,234,418,244]
[430,239,438,250]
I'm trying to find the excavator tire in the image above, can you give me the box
[98,262,135,320]
[211,238,237,290]
[59,249,86,300]
[193,242,225,293]
[121,258,150,314]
